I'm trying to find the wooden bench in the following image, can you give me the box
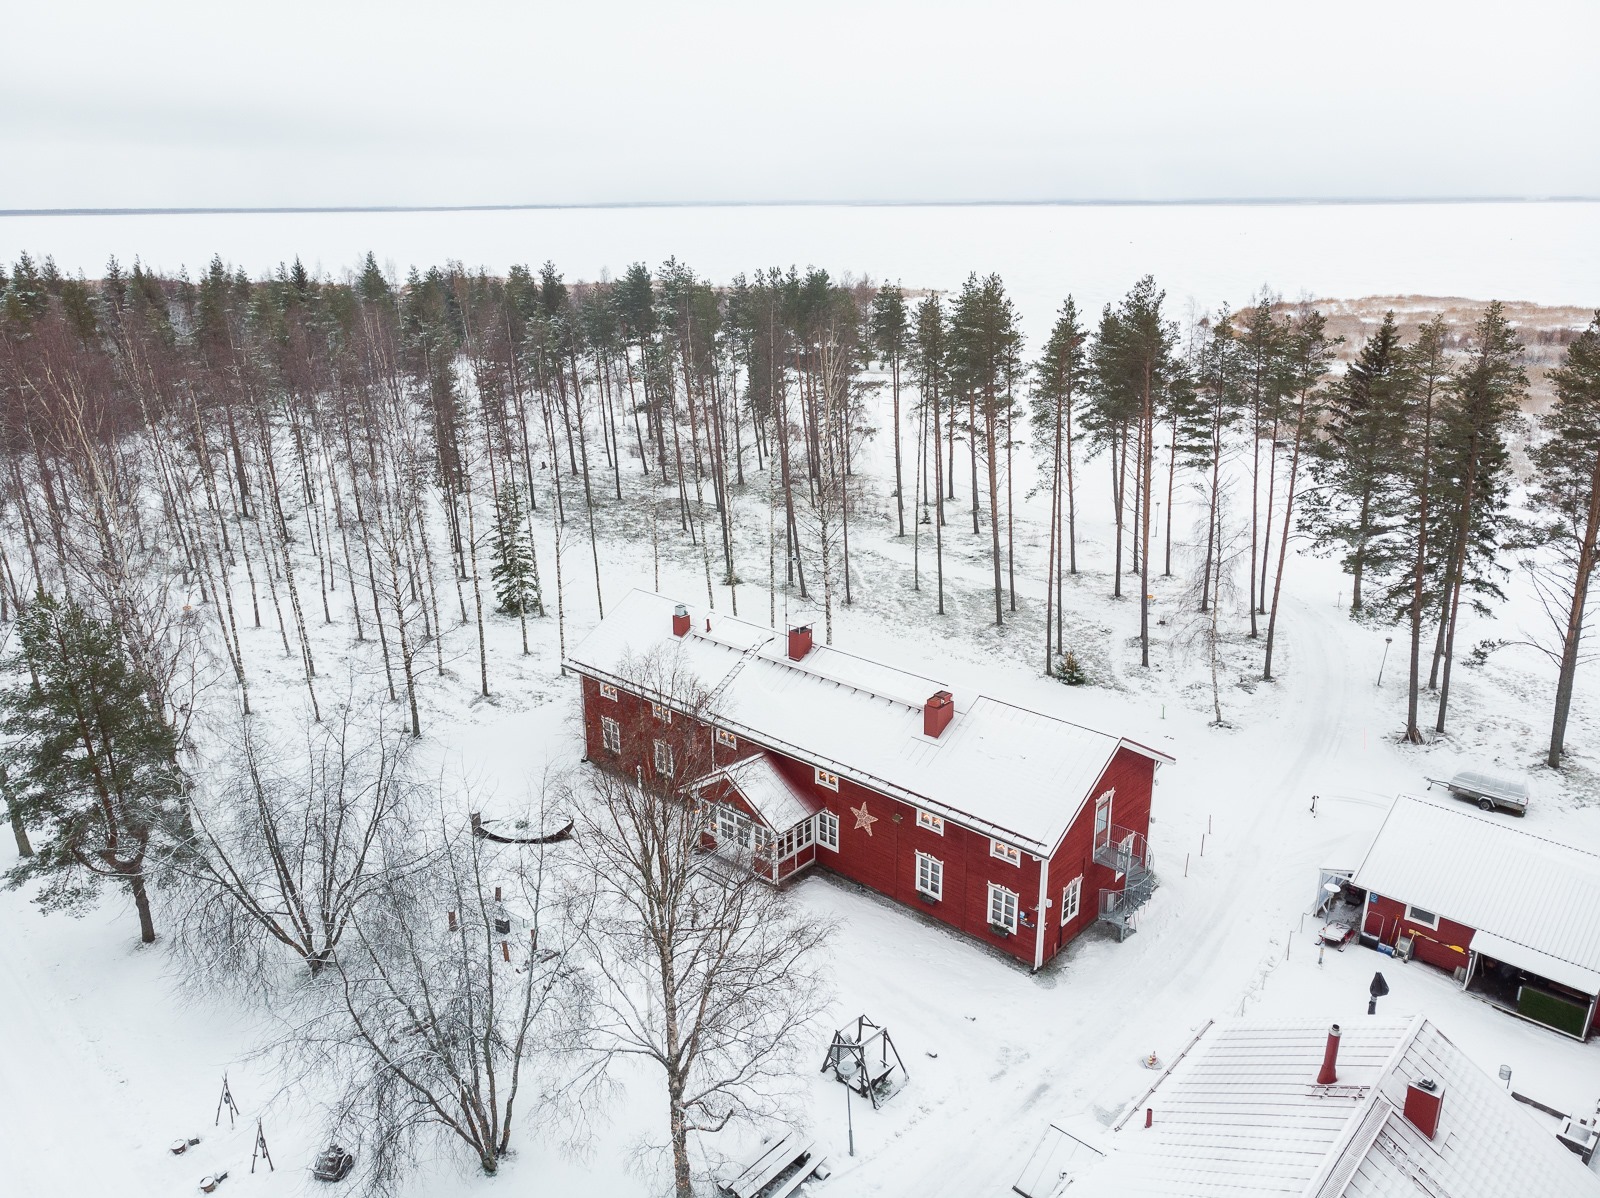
[721,1130,822,1198]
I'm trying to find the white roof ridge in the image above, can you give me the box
[1391,792,1600,860]
[1304,1014,1425,1198]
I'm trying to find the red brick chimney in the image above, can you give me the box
[1403,1078,1444,1139]
[787,622,814,661]
[672,603,691,637]
[924,690,954,738]
[1316,1024,1341,1085]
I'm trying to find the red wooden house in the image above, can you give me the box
[565,590,1174,970]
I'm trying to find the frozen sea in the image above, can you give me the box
[2,200,1596,341]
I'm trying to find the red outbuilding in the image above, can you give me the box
[564,590,1174,970]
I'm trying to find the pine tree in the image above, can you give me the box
[1262,308,1336,681]
[870,284,911,538]
[950,274,1023,627]
[1533,312,1600,766]
[1033,297,1087,671]
[1433,302,1526,733]
[1,594,184,945]
[912,296,951,615]
[490,483,541,617]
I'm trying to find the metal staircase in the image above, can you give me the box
[1095,827,1157,941]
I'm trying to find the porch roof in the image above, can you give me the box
[691,754,821,833]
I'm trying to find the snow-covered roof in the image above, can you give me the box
[690,754,821,833]
[565,590,1172,856]
[1072,1016,1600,1197]
[1351,794,1600,995]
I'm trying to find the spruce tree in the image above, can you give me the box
[490,483,541,617]
[1533,312,1600,766]
[1,594,184,945]
[1302,312,1411,613]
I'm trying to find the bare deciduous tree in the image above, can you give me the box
[564,674,832,1198]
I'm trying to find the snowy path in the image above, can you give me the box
[820,593,1365,1197]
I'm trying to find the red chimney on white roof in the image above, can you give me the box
[787,621,814,661]
[1404,1078,1444,1139]
[672,604,690,638]
[924,690,954,738]
[1316,1024,1341,1085]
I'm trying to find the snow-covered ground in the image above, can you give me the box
[2,209,1599,1196]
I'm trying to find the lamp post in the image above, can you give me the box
[1376,636,1393,689]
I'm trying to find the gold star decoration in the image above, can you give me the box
[852,802,877,836]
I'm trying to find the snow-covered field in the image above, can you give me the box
[2,204,1598,1196]
[5,200,1599,341]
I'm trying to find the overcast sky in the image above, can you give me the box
[4,0,1597,210]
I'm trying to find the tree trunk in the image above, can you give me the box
[130,869,157,944]
[1548,456,1600,766]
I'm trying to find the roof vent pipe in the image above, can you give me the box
[1317,1024,1341,1085]
[672,604,690,638]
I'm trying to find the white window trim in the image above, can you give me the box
[988,883,1019,933]
[1094,790,1114,850]
[916,810,945,835]
[598,681,619,701]
[815,767,840,792]
[1404,904,1440,930]
[715,727,738,749]
[1062,875,1082,924]
[650,701,672,723]
[990,839,1021,866]
[653,739,674,778]
[816,810,840,851]
[600,715,621,755]
[916,851,944,900]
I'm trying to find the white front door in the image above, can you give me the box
[1094,791,1114,851]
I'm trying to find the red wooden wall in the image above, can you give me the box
[576,673,1160,969]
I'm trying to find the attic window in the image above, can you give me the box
[815,768,840,792]
[651,701,672,724]
[599,682,619,701]
[916,810,945,835]
[1404,904,1440,930]
[715,728,738,749]
[990,839,1021,866]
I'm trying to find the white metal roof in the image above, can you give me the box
[1072,1016,1600,1197]
[1350,794,1600,996]
[566,590,1172,856]
[690,754,821,833]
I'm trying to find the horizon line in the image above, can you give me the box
[3,195,1598,218]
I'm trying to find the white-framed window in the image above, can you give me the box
[715,803,757,849]
[653,739,674,777]
[715,728,738,750]
[815,767,840,791]
[650,701,672,723]
[916,852,944,900]
[775,819,815,861]
[916,810,945,835]
[600,715,621,755]
[1404,904,1440,930]
[816,810,840,851]
[1094,790,1114,850]
[988,884,1019,933]
[598,681,619,701]
[1062,876,1082,924]
[990,839,1021,866]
